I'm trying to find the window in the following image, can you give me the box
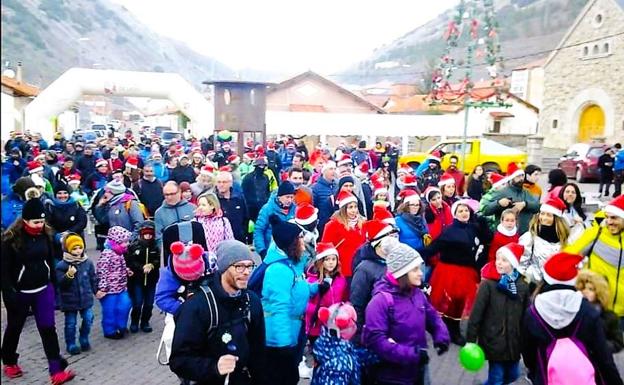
[223,89,231,105]
[594,13,603,26]
[583,46,589,56]
[603,43,610,54]
[492,120,501,133]
[593,45,599,55]
[552,119,558,129]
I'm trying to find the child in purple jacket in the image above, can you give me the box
[96,226,133,339]
[363,242,449,385]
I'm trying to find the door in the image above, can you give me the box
[578,104,605,143]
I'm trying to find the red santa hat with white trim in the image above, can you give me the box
[315,242,338,261]
[438,173,455,188]
[96,158,108,168]
[354,162,370,178]
[294,203,318,226]
[125,156,139,169]
[397,189,420,205]
[542,252,584,286]
[490,172,508,189]
[228,154,241,165]
[27,160,43,175]
[336,190,357,209]
[540,197,566,217]
[371,175,387,196]
[403,174,418,187]
[364,219,397,247]
[496,243,524,270]
[605,195,624,219]
[243,152,255,161]
[397,163,412,176]
[200,164,216,175]
[337,154,353,167]
[507,162,524,180]
[373,205,395,225]
[427,150,442,162]
[424,186,441,202]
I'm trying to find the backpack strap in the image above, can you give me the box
[381,291,395,334]
[200,285,219,333]
[586,227,603,269]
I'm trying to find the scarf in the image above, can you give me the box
[497,270,519,298]
[63,251,87,264]
[400,213,427,236]
[496,223,517,237]
[24,222,44,236]
[348,217,359,229]
[105,239,128,255]
[538,223,559,243]
[109,192,133,207]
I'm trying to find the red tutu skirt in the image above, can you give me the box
[429,262,479,319]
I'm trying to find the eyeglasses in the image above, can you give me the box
[232,263,255,273]
[164,191,179,197]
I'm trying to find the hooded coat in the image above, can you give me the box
[312,176,337,238]
[522,286,623,385]
[320,217,366,278]
[253,196,296,256]
[362,277,450,385]
[55,256,97,312]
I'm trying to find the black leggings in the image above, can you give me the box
[265,346,300,385]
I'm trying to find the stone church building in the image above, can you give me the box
[540,0,624,148]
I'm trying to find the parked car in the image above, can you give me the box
[161,130,183,147]
[154,126,172,136]
[72,130,100,143]
[399,138,527,174]
[558,142,607,182]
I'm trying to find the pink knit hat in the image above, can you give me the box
[170,242,205,282]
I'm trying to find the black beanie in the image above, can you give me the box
[277,181,295,197]
[22,198,46,220]
[54,181,70,194]
[12,176,36,199]
[524,164,542,176]
[358,140,366,149]
[269,215,301,252]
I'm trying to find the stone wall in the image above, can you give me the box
[539,0,624,149]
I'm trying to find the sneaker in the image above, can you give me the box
[141,323,153,333]
[3,364,23,378]
[298,360,313,379]
[129,324,139,333]
[50,369,75,385]
[66,345,81,355]
[103,330,123,340]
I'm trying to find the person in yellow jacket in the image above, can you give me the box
[565,196,624,321]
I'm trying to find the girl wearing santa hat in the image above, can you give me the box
[438,172,458,207]
[395,190,430,251]
[421,200,492,346]
[321,191,366,279]
[518,197,570,285]
[422,187,452,280]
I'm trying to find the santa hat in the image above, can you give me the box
[126,156,139,169]
[34,153,45,161]
[507,162,524,179]
[424,186,441,202]
[605,195,624,219]
[228,154,241,165]
[364,219,397,247]
[354,162,370,178]
[243,152,255,161]
[398,189,420,205]
[336,190,357,209]
[256,144,266,155]
[438,173,455,187]
[66,174,81,186]
[95,158,108,168]
[403,174,418,187]
[27,160,43,175]
[427,150,442,162]
[373,205,395,225]
[321,161,337,173]
[496,243,524,270]
[219,165,232,173]
[542,252,584,286]
[540,197,566,217]
[266,142,276,151]
[200,164,215,175]
[451,199,472,216]
[373,200,391,210]
[490,172,508,188]
[315,242,338,261]
[294,203,318,226]
[337,154,352,167]
[371,176,387,196]
[397,163,411,176]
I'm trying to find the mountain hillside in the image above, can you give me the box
[341,0,589,87]
[0,0,235,89]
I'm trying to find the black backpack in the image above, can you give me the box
[247,259,295,298]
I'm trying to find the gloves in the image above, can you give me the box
[434,342,449,356]
[416,349,429,366]
[319,281,330,295]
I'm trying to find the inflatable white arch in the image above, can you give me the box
[25,68,213,141]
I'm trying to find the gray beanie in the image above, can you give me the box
[386,242,424,279]
[106,180,126,195]
[216,240,261,273]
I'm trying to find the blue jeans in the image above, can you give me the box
[128,279,156,326]
[99,291,132,336]
[64,307,94,349]
[485,360,520,385]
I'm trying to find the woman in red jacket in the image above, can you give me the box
[321,190,366,279]
[423,186,452,281]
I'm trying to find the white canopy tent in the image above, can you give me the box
[25,68,213,141]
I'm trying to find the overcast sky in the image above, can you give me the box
[112,0,459,75]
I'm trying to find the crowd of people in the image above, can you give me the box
[1,128,623,385]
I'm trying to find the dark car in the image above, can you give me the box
[558,143,607,182]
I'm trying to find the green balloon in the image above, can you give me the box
[248,220,255,234]
[459,343,485,372]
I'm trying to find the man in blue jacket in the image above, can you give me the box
[312,161,337,238]
[253,181,296,258]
